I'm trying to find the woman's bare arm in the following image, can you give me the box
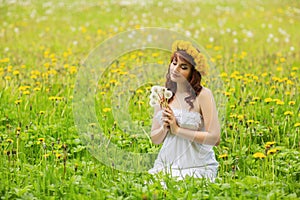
[150,105,169,144]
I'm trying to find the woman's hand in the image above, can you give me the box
[162,106,179,135]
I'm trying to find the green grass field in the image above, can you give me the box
[1,0,299,199]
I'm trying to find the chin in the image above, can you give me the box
[170,75,179,82]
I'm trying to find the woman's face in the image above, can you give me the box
[169,55,192,83]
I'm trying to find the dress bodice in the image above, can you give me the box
[155,108,204,131]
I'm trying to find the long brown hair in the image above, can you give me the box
[165,51,203,109]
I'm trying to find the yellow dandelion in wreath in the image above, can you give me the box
[172,40,209,76]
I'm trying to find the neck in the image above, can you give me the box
[176,83,188,94]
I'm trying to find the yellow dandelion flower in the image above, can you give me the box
[213,46,221,51]
[0,57,10,63]
[230,113,237,118]
[249,101,256,105]
[272,77,280,82]
[286,80,294,85]
[44,62,50,68]
[7,66,13,72]
[13,70,20,76]
[266,141,276,147]
[288,101,295,106]
[290,72,296,77]
[276,100,284,105]
[4,76,11,80]
[279,57,286,63]
[220,72,228,78]
[237,115,244,121]
[30,75,37,79]
[294,123,300,127]
[252,97,260,101]
[38,138,45,142]
[56,153,62,159]
[253,152,266,159]
[118,71,128,75]
[229,88,235,92]
[69,66,77,74]
[152,52,159,57]
[109,79,117,84]
[247,120,255,124]
[291,67,298,71]
[39,111,45,115]
[102,108,111,113]
[224,92,231,97]
[206,44,212,49]
[267,148,279,155]
[136,89,143,94]
[15,100,22,105]
[130,54,137,59]
[218,153,228,159]
[48,69,57,75]
[284,111,293,116]
[261,72,268,77]
[49,96,55,101]
[19,86,30,91]
[137,101,144,105]
[23,90,30,95]
[6,139,13,143]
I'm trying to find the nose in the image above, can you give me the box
[174,64,180,72]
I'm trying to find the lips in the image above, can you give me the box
[171,72,180,78]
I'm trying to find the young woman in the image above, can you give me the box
[148,40,220,182]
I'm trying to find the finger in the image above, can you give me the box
[162,111,171,117]
[163,108,172,115]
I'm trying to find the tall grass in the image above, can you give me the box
[0,0,299,199]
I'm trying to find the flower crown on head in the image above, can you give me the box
[171,40,208,76]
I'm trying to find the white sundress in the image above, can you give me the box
[148,108,219,182]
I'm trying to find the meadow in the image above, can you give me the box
[0,0,299,199]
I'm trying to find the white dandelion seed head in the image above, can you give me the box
[150,93,159,101]
[164,90,173,99]
[151,85,160,94]
[149,99,158,107]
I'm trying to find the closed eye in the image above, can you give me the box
[181,64,188,69]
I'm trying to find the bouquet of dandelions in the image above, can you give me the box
[149,86,173,108]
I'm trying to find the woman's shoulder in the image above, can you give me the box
[198,87,213,99]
